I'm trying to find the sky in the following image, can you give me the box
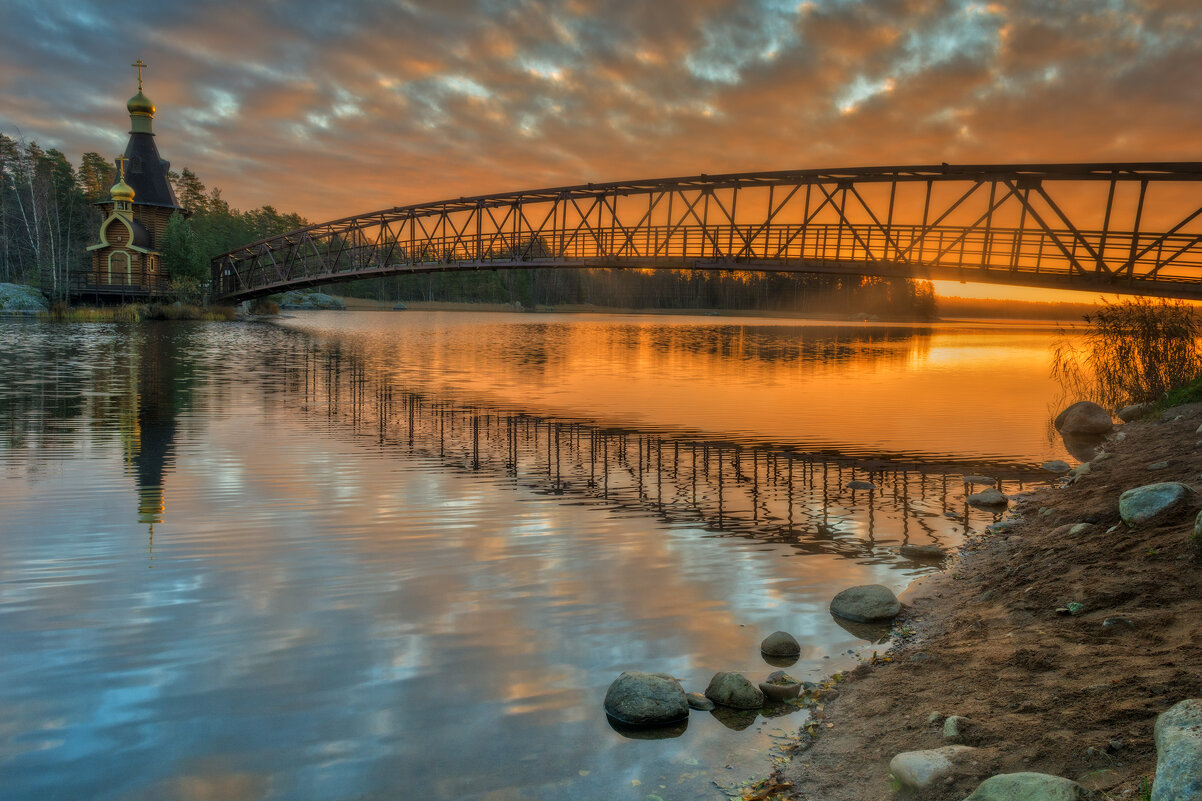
[3,0,1200,301]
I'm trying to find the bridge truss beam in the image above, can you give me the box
[212,163,1202,302]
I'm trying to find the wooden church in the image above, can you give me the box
[79,61,186,302]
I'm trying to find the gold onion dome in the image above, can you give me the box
[127,90,155,116]
[111,176,135,201]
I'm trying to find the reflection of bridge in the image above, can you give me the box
[213,163,1202,301]
[277,338,1044,557]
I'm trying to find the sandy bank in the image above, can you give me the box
[774,407,1202,800]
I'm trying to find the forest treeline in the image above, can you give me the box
[0,132,936,318]
[339,268,938,318]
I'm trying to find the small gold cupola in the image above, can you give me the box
[111,156,135,215]
[128,59,155,134]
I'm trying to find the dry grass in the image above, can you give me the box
[44,303,237,322]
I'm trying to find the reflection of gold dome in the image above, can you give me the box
[111,176,135,201]
[127,91,155,116]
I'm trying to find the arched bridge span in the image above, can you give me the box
[212,163,1202,302]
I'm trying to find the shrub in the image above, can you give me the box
[1052,298,1202,407]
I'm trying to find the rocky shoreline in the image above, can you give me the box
[772,404,1202,800]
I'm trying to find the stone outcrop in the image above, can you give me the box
[0,283,48,311]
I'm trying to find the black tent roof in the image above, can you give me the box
[121,132,182,210]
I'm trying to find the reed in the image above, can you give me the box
[1052,298,1202,407]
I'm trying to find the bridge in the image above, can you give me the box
[211,162,1202,302]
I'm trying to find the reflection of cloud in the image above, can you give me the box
[1,1,1199,222]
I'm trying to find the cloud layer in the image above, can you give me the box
[3,0,1200,221]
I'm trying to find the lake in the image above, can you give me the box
[0,311,1077,801]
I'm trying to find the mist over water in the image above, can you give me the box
[0,312,1076,801]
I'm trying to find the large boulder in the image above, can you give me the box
[704,671,765,709]
[1054,401,1114,436]
[963,772,1088,800]
[1119,483,1194,526]
[0,282,48,311]
[830,584,901,623]
[603,671,689,726]
[760,630,801,657]
[889,746,975,791]
[1152,698,1202,801]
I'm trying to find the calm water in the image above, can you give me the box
[0,312,1076,801]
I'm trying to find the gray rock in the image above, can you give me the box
[1148,460,1171,471]
[1070,462,1092,478]
[1069,523,1092,536]
[1117,402,1154,422]
[1152,698,1202,801]
[1054,401,1114,436]
[1119,482,1194,526]
[830,584,901,623]
[603,672,689,726]
[968,488,1008,508]
[1196,423,1202,435]
[760,630,801,657]
[1039,506,1056,516]
[964,772,1088,800]
[847,480,877,490]
[963,475,996,485]
[1113,431,1128,442]
[1041,460,1072,474]
[889,745,975,791]
[1102,616,1135,630]
[0,282,48,311]
[704,671,765,710]
[685,692,714,711]
[943,715,981,743]
[900,544,947,561]
[1195,510,1202,541]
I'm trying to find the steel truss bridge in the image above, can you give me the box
[212,162,1202,302]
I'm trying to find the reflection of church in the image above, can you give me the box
[117,326,182,536]
[80,60,186,302]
